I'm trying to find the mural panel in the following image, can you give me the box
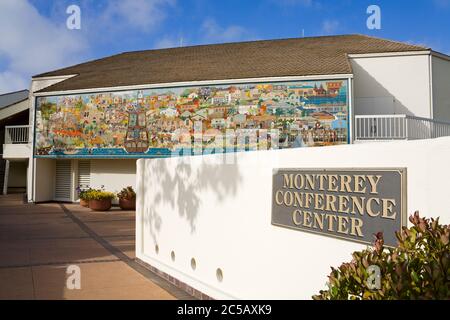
[34,79,349,158]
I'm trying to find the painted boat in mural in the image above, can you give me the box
[124,111,149,153]
[63,148,79,155]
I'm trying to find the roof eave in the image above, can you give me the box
[34,73,355,96]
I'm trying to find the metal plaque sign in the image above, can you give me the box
[271,168,407,247]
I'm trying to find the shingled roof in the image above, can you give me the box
[0,90,29,109]
[34,34,428,93]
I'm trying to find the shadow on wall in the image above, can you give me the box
[352,61,417,117]
[352,62,439,138]
[90,159,137,175]
[142,155,243,244]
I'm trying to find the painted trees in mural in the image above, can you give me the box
[35,80,349,158]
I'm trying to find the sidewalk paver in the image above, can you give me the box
[0,194,189,300]
[0,267,34,300]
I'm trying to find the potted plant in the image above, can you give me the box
[88,189,116,211]
[117,186,136,210]
[77,186,92,208]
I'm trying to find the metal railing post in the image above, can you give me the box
[405,116,409,140]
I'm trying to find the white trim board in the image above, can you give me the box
[33,74,354,97]
[431,51,450,62]
[0,99,29,121]
[31,74,78,81]
[348,50,431,59]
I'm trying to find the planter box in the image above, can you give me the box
[89,199,112,211]
[80,199,89,208]
[119,198,136,210]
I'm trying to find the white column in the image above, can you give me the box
[3,160,10,195]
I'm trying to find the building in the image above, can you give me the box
[0,90,29,195]
[3,34,450,203]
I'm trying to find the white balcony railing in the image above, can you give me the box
[4,125,30,144]
[355,115,450,141]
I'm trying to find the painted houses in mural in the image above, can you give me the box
[35,79,349,158]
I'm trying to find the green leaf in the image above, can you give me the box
[411,271,419,283]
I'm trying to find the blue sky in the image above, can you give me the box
[0,0,449,94]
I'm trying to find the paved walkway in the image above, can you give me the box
[0,194,191,300]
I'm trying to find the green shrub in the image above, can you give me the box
[117,186,136,200]
[313,212,450,300]
[87,190,116,201]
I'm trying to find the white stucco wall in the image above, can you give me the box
[3,144,31,160]
[89,159,136,193]
[351,54,432,118]
[34,158,55,202]
[432,55,450,122]
[136,137,450,300]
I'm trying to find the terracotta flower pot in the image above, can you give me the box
[89,199,112,211]
[119,198,136,210]
[80,199,89,208]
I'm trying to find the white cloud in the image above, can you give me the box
[0,0,177,94]
[154,36,182,49]
[0,71,29,94]
[201,18,251,44]
[0,0,88,94]
[99,0,176,33]
[434,0,450,8]
[321,19,340,35]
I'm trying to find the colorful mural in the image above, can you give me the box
[34,80,349,158]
